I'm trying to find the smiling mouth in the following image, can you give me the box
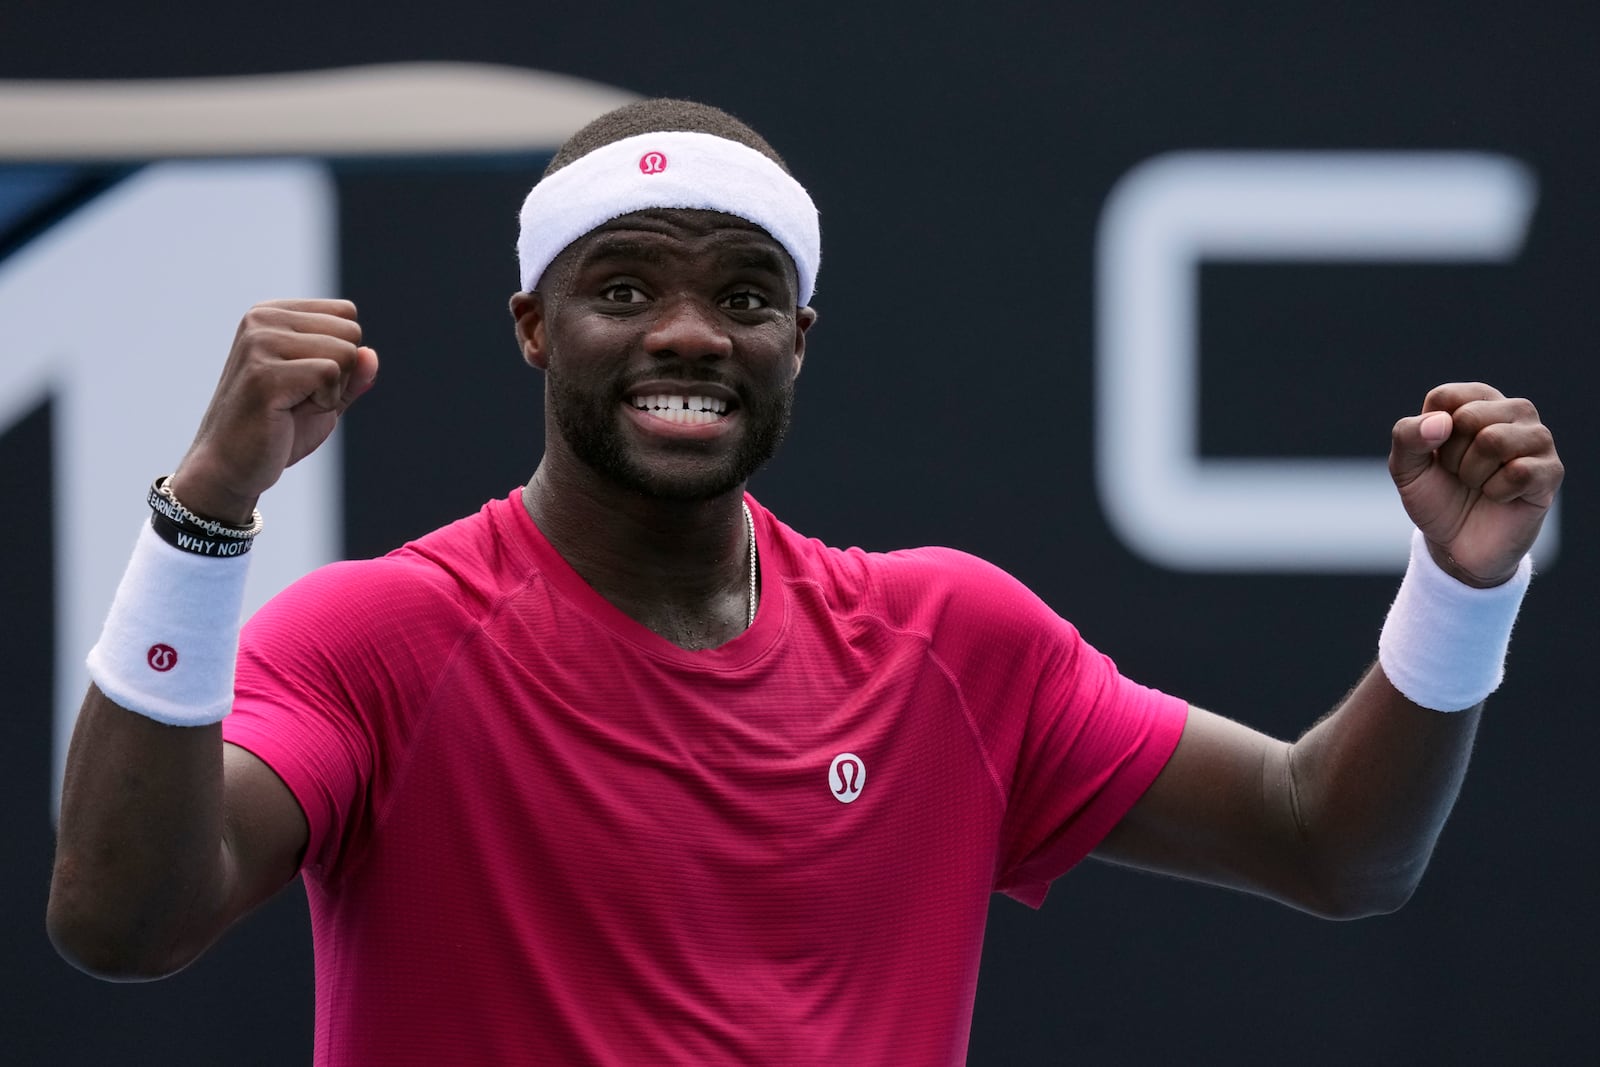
[628,394,730,425]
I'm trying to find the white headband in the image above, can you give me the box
[517,130,820,305]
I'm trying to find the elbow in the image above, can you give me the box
[1300,886,1415,921]
[1291,864,1424,921]
[46,885,195,982]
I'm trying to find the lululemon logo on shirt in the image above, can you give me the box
[639,151,667,175]
[829,752,865,804]
[147,644,178,672]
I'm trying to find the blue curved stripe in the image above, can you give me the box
[0,164,133,262]
[0,165,79,237]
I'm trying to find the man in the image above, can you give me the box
[48,99,1563,1064]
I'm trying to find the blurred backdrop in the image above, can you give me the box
[2,3,1595,1063]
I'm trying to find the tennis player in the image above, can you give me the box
[48,99,1563,1065]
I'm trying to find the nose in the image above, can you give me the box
[642,294,733,361]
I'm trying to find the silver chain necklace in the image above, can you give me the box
[742,501,758,628]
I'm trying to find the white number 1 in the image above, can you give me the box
[0,160,341,813]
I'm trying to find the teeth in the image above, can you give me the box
[629,394,728,424]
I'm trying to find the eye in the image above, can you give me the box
[720,290,770,312]
[600,283,648,304]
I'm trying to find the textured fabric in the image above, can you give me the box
[87,519,250,725]
[225,491,1187,1066]
[1378,526,1532,711]
[517,130,822,302]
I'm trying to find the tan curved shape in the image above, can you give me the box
[0,62,639,160]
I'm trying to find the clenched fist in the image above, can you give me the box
[1389,382,1562,587]
[169,299,379,524]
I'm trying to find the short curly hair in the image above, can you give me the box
[544,98,790,177]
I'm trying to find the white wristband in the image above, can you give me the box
[86,520,250,726]
[1378,528,1532,712]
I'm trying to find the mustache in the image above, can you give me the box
[615,368,742,394]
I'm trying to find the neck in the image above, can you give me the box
[521,464,756,650]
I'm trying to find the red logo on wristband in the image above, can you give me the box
[147,644,178,672]
[639,151,667,175]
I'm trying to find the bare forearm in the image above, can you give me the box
[48,684,231,979]
[48,300,366,978]
[1100,385,1552,919]
[1097,673,1482,920]
[1287,663,1481,915]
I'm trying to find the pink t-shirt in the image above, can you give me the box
[225,491,1187,1065]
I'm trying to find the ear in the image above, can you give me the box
[509,291,550,370]
[791,305,817,380]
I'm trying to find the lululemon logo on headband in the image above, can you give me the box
[638,151,668,175]
[829,752,865,804]
[147,644,178,672]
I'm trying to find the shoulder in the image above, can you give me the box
[758,503,1070,645]
[243,493,535,651]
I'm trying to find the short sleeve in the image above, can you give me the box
[993,633,1188,907]
[223,557,469,875]
[887,549,1187,909]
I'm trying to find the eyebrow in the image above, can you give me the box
[580,238,670,267]
[724,246,790,277]
[578,237,792,281]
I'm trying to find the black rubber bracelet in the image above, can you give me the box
[148,510,256,558]
[148,476,262,539]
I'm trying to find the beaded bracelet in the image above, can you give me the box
[146,475,262,558]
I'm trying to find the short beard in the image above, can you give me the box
[547,367,794,501]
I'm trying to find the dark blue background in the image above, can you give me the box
[3,3,1595,1062]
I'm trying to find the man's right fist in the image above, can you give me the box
[169,299,379,524]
